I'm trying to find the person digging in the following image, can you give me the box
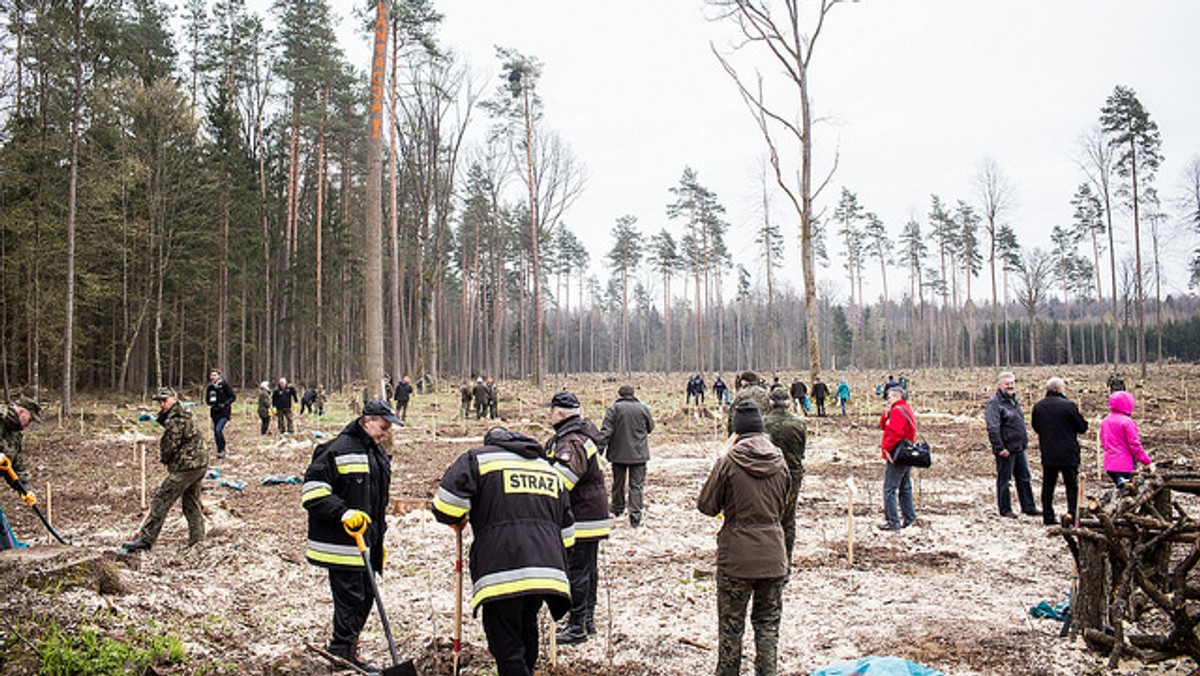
[123,387,207,552]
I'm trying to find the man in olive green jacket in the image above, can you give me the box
[123,387,208,552]
[763,388,806,562]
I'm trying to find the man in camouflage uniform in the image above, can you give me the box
[0,400,40,485]
[123,387,208,552]
[485,377,499,419]
[726,371,771,436]
[763,388,806,563]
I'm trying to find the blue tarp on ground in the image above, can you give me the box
[0,504,29,550]
[811,656,944,676]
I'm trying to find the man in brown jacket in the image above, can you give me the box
[698,400,790,676]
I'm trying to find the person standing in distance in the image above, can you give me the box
[255,381,272,435]
[879,384,917,531]
[599,384,655,528]
[431,427,574,676]
[273,377,298,434]
[544,391,609,644]
[985,371,1040,518]
[698,400,790,676]
[123,388,207,552]
[205,369,236,459]
[1030,377,1088,525]
[301,399,401,673]
[394,374,413,423]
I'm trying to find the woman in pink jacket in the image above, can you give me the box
[1101,390,1153,488]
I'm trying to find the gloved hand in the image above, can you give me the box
[341,509,371,531]
[382,544,388,567]
[22,491,37,506]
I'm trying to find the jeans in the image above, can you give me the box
[1041,464,1078,524]
[212,416,229,457]
[610,463,647,526]
[995,450,1037,515]
[882,461,915,527]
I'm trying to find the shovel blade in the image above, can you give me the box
[382,660,417,676]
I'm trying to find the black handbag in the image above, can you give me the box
[892,438,932,468]
[891,407,932,468]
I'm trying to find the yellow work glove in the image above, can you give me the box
[341,509,371,532]
[382,544,388,567]
[22,491,37,506]
[270,407,276,417]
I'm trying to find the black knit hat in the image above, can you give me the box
[732,400,764,435]
[546,391,580,409]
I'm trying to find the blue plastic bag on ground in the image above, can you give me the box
[261,475,302,486]
[219,479,247,491]
[812,656,944,676]
[1030,599,1071,621]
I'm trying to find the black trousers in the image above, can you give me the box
[1041,464,1079,525]
[481,595,543,676]
[328,568,374,652]
[567,539,599,626]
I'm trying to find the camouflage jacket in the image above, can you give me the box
[157,402,207,471]
[726,385,771,435]
[763,407,807,476]
[0,405,28,482]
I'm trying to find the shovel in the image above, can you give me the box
[452,524,464,675]
[0,454,69,545]
[344,520,417,676]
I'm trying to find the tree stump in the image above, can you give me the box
[1074,534,1109,638]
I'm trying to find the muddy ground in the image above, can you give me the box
[2,364,1200,675]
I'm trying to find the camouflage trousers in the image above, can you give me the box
[782,469,804,563]
[139,466,206,546]
[716,571,785,676]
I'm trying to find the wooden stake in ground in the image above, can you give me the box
[846,477,858,567]
[139,442,146,510]
[45,483,52,529]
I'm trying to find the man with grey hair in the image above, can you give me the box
[1031,377,1089,526]
[985,371,1040,518]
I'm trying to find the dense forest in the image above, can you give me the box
[1,0,1198,412]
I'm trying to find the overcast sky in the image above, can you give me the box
[349,1,1200,303]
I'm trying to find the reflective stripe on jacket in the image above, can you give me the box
[547,415,610,540]
[302,419,391,571]
[431,429,573,615]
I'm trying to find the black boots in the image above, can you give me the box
[121,537,151,552]
[556,623,588,645]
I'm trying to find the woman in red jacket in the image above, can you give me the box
[879,385,917,531]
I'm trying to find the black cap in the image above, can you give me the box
[732,400,764,435]
[362,398,404,426]
[546,391,580,409]
[738,370,760,386]
[618,384,635,398]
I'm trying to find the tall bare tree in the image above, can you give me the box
[364,0,389,398]
[1016,247,1052,365]
[976,158,1015,369]
[708,0,846,381]
[1101,85,1162,378]
[1079,125,1120,368]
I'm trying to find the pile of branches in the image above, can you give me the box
[1057,469,1200,668]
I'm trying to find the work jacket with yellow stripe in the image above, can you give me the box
[431,428,573,618]
[301,419,391,571]
[546,415,610,541]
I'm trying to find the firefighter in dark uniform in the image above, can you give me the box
[432,427,574,676]
[301,399,402,673]
[544,391,609,645]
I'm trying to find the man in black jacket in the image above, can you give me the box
[301,399,401,672]
[544,391,609,645]
[599,384,655,528]
[394,374,413,422]
[985,371,1040,518]
[272,377,298,434]
[205,369,236,459]
[1031,377,1089,526]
